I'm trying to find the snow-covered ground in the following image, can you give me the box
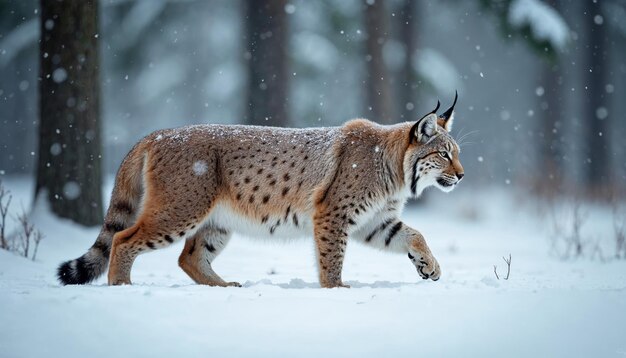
[1,176,625,357]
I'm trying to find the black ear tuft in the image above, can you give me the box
[440,91,458,131]
[432,100,441,115]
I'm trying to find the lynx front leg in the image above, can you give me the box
[406,229,441,281]
[315,233,349,288]
[314,213,350,288]
[355,219,441,281]
[178,225,240,287]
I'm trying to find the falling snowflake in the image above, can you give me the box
[193,161,208,176]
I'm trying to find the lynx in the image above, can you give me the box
[58,95,464,288]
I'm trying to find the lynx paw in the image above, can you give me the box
[408,252,441,281]
[108,279,132,286]
[321,281,351,289]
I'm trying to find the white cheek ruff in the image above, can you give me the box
[436,182,456,193]
[408,160,439,198]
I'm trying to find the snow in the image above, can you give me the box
[135,56,186,103]
[508,0,570,51]
[593,15,604,26]
[192,160,208,176]
[382,39,406,71]
[284,3,296,15]
[116,0,167,51]
[595,107,608,120]
[52,67,68,83]
[535,86,545,96]
[62,181,81,200]
[1,177,625,357]
[0,19,38,67]
[413,48,463,96]
[291,32,339,72]
[49,143,62,156]
[204,62,242,101]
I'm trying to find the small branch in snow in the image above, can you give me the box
[494,254,512,280]
[0,179,44,260]
[32,230,44,262]
[502,254,512,280]
[14,209,44,261]
[16,211,34,259]
[547,198,590,260]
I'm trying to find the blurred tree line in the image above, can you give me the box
[0,0,624,226]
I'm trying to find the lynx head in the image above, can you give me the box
[404,92,464,197]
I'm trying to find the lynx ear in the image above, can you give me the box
[439,91,458,132]
[410,101,440,144]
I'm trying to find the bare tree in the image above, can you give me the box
[36,0,103,226]
[398,0,417,122]
[0,180,12,250]
[539,61,563,186]
[583,0,610,195]
[537,0,564,191]
[365,0,394,124]
[548,199,589,259]
[244,0,290,127]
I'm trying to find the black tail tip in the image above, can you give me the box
[57,258,91,285]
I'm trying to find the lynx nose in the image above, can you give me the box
[456,173,464,180]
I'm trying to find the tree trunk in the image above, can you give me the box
[244,0,289,127]
[584,0,610,193]
[365,0,394,124]
[539,62,563,187]
[537,0,563,191]
[36,0,103,226]
[398,0,416,122]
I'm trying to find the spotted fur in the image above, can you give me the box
[57,102,464,288]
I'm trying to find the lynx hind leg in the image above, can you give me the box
[108,197,215,285]
[108,146,222,285]
[178,225,240,287]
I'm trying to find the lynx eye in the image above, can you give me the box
[438,151,449,160]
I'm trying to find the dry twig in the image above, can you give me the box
[494,254,512,280]
[547,198,590,260]
[32,230,44,261]
[16,211,34,258]
[502,254,511,280]
[0,181,44,260]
